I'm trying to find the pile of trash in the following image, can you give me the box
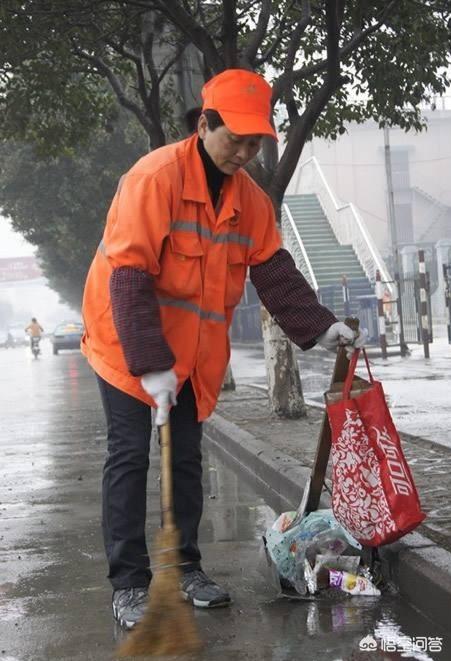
[261,509,381,598]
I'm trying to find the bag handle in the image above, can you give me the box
[343,348,374,399]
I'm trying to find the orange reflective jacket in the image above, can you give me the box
[81,134,280,420]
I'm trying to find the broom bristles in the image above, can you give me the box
[117,527,202,658]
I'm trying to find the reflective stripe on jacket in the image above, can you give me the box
[81,134,281,420]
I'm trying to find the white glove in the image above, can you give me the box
[316,322,368,359]
[141,369,177,426]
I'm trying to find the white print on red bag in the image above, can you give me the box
[370,426,414,497]
[332,409,396,542]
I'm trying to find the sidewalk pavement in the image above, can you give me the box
[230,335,451,449]
[204,384,451,631]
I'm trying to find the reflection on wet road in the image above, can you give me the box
[0,344,449,659]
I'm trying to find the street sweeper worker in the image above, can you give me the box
[81,68,366,630]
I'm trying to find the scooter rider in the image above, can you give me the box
[25,317,44,351]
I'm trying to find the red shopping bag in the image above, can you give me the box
[326,349,425,547]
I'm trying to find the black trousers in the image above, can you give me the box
[97,376,203,590]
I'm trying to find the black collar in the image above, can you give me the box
[197,137,226,207]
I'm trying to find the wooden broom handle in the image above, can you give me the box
[159,421,175,529]
[306,317,360,513]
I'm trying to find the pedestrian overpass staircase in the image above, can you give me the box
[283,194,374,318]
[232,157,393,341]
[280,157,393,327]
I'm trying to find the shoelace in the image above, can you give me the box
[118,587,147,608]
[185,570,216,588]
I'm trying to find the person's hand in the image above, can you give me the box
[141,369,177,426]
[316,322,368,359]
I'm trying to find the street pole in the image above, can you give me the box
[418,250,430,359]
[375,270,388,359]
[444,264,451,344]
[341,275,351,317]
[383,126,409,356]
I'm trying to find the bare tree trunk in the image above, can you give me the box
[251,139,306,418]
[261,307,306,418]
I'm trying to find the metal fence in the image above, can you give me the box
[230,303,262,342]
[399,278,420,343]
[229,271,434,351]
[398,275,432,344]
[379,274,433,349]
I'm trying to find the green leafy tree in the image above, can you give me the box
[2,2,450,185]
[1,0,450,415]
[0,119,147,308]
[1,1,195,154]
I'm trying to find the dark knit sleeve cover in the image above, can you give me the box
[110,266,175,376]
[250,248,337,350]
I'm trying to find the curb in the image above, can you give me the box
[204,411,451,631]
[231,341,402,359]
[204,411,329,512]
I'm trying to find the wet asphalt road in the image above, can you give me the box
[0,343,450,660]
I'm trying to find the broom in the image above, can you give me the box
[117,420,203,657]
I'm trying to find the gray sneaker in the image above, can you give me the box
[112,587,148,629]
[181,569,231,608]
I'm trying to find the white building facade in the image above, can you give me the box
[284,103,451,319]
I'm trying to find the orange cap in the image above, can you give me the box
[201,69,277,140]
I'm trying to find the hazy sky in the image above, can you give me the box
[0,215,79,324]
[0,216,35,259]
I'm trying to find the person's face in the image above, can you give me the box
[198,114,263,175]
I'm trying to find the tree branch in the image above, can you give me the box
[222,0,238,67]
[337,0,346,27]
[102,37,150,111]
[242,0,272,68]
[272,0,397,104]
[325,0,340,85]
[254,3,297,67]
[137,22,166,147]
[254,36,282,68]
[285,0,312,73]
[152,0,225,72]
[73,47,154,137]
[279,2,313,131]
[236,1,256,19]
[352,0,368,32]
[157,43,188,84]
[271,0,342,204]
[105,38,142,67]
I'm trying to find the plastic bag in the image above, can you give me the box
[265,509,361,594]
[329,570,381,596]
[305,555,362,594]
[293,527,354,594]
[258,535,316,600]
[257,535,285,597]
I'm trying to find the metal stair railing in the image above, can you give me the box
[412,185,449,211]
[291,156,393,296]
[281,202,319,292]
